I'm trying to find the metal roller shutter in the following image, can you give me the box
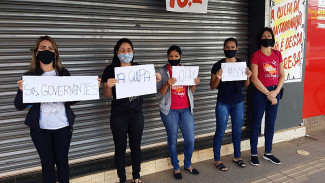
[0,0,249,178]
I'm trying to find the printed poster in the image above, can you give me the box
[270,0,306,83]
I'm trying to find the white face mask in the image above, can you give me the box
[118,53,133,63]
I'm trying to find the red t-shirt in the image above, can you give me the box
[250,49,283,87]
[167,65,190,110]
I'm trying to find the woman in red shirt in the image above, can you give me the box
[250,27,285,166]
[156,45,200,180]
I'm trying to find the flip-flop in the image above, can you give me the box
[233,159,247,168]
[215,163,227,171]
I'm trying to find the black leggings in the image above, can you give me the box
[30,126,72,183]
[110,109,144,182]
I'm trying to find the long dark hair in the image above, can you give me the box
[112,38,134,67]
[30,36,63,72]
[257,27,275,49]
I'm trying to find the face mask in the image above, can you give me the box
[224,50,237,58]
[168,59,181,66]
[261,39,274,47]
[37,50,55,65]
[118,53,133,63]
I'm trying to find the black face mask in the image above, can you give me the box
[224,50,237,58]
[168,59,181,66]
[37,50,55,65]
[260,39,274,47]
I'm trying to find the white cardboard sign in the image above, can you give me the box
[166,0,209,13]
[114,64,156,99]
[23,76,99,103]
[221,62,247,81]
[172,66,199,86]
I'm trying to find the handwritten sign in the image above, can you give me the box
[221,62,247,81]
[172,66,199,86]
[23,76,99,103]
[114,64,156,99]
[166,0,209,13]
[270,0,306,83]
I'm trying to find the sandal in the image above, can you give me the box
[214,162,227,171]
[132,179,144,183]
[184,167,200,175]
[233,159,247,168]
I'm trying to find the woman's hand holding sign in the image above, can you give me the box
[17,80,24,91]
[107,78,118,88]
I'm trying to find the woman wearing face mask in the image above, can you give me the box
[14,36,78,183]
[156,45,200,180]
[249,27,285,166]
[102,38,161,183]
[210,38,252,171]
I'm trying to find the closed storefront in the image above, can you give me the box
[0,0,250,179]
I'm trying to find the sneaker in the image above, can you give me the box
[263,154,281,164]
[250,155,260,166]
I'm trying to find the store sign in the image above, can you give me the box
[22,76,99,103]
[114,64,157,99]
[166,0,209,13]
[270,0,306,83]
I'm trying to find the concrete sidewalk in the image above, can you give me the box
[140,129,325,183]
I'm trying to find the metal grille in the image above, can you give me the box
[0,0,249,177]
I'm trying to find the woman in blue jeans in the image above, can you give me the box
[156,45,200,180]
[210,38,252,171]
[249,27,285,166]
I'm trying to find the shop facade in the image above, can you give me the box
[1,0,320,181]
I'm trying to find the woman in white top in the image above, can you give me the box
[14,36,93,183]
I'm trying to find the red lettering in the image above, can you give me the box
[177,0,189,8]
[193,0,202,4]
[283,57,288,69]
[283,51,301,70]
[170,0,175,8]
[288,55,293,69]
[294,0,300,13]
[280,40,284,52]
[277,6,282,19]
[293,51,301,66]
[271,9,275,20]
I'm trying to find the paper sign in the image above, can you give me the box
[172,66,199,86]
[270,0,306,83]
[23,76,99,103]
[221,62,247,81]
[114,64,156,99]
[166,0,209,13]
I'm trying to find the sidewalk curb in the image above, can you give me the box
[71,126,306,183]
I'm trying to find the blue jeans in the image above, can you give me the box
[160,107,195,170]
[250,85,280,155]
[213,101,244,161]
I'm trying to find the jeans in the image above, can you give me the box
[213,101,244,161]
[160,107,195,170]
[250,85,280,155]
[30,126,72,183]
[110,109,144,182]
